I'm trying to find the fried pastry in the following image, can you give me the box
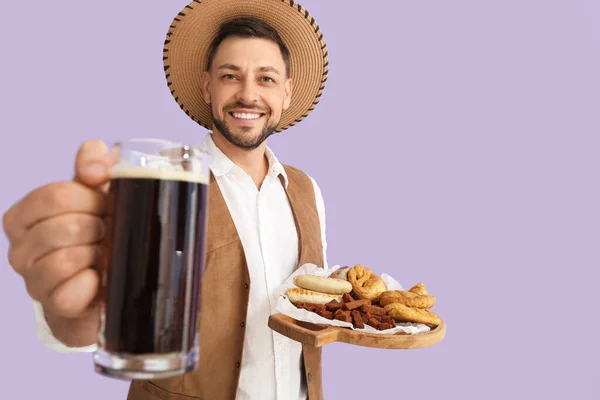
[384,303,441,327]
[347,264,388,301]
[408,282,428,296]
[379,283,436,309]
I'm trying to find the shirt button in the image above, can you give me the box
[244,283,249,289]
[240,321,245,327]
[307,372,312,382]
[236,362,240,368]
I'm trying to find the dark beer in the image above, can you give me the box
[100,167,209,356]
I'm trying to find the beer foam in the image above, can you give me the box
[109,162,209,184]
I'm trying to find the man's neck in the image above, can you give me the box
[211,130,269,189]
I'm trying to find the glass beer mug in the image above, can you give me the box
[93,138,210,380]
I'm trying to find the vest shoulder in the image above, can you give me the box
[282,163,307,177]
[282,164,312,182]
[282,164,315,192]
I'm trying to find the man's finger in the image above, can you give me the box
[73,140,113,188]
[3,182,105,242]
[23,244,103,304]
[45,268,100,318]
[9,213,105,275]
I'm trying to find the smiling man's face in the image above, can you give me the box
[202,36,293,150]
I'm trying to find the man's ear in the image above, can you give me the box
[282,77,293,110]
[200,71,211,104]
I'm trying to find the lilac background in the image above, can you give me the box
[0,0,598,399]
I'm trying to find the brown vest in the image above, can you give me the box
[127,165,324,400]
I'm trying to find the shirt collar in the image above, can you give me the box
[198,132,288,188]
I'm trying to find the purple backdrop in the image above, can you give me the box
[1,1,598,399]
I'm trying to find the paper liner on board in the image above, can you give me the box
[275,264,431,335]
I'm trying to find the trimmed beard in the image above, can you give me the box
[211,111,279,150]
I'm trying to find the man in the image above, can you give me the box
[2,0,330,399]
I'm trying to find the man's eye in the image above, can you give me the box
[261,76,275,83]
[222,74,237,80]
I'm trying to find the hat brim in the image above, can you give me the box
[163,0,329,133]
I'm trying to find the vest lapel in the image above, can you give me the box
[205,172,241,253]
[281,166,324,269]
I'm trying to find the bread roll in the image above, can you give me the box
[293,274,353,295]
[328,266,351,281]
[286,288,343,305]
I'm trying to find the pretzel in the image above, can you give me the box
[347,265,388,301]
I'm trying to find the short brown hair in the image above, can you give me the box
[206,17,291,77]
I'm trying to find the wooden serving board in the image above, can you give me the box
[268,313,446,349]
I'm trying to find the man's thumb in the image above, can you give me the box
[73,140,113,188]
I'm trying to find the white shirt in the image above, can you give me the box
[32,132,328,400]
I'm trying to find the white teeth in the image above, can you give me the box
[232,112,261,120]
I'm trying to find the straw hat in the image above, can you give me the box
[163,0,329,133]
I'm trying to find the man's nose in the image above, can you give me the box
[236,80,260,104]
